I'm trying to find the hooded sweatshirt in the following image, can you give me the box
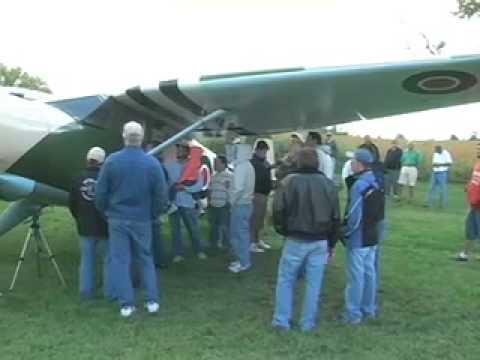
[229,144,255,206]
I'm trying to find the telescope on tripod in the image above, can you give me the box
[9,207,67,291]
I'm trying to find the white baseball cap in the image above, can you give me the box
[86,147,106,163]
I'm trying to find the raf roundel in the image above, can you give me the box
[403,70,478,95]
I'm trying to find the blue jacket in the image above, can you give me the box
[95,147,168,221]
[344,170,379,249]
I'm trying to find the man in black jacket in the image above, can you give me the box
[384,140,403,198]
[69,147,113,301]
[271,147,340,332]
[250,140,273,252]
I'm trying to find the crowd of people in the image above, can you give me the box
[68,121,480,330]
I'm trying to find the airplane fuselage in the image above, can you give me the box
[0,93,124,192]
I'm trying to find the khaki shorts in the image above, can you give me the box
[398,166,418,187]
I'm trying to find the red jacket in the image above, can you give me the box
[467,161,480,209]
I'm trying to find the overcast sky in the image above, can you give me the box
[1,0,479,140]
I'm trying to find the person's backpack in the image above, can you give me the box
[343,173,385,247]
[370,161,386,193]
[361,185,385,247]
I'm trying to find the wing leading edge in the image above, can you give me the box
[114,56,480,135]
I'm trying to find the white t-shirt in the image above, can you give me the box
[342,159,354,180]
[316,147,334,180]
[432,150,452,172]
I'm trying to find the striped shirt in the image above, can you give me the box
[210,170,233,208]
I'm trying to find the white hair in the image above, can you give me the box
[123,121,144,147]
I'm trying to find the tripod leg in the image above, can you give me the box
[35,229,43,278]
[38,229,67,288]
[9,229,33,291]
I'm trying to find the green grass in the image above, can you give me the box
[1,182,479,360]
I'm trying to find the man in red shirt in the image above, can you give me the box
[456,143,480,261]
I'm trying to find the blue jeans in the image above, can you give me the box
[427,171,449,208]
[230,204,252,267]
[108,219,159,307]
[170,207,203,256]
[209,205,230,248]
[152,219,167,267]
[466,208,480,240]
[79,236,113,300]
[385,169,400,196]
[345,246,377,322]
[272,239,328,332]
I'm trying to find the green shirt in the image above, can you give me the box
[401,150,421,167]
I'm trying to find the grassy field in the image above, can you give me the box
[331,135,479,182]
[1,182,480,360]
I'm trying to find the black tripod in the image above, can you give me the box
[9,213,67,291]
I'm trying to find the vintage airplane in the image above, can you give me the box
[0,55,480,237]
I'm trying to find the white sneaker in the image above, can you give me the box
[229,263,251,273]
[455,252,469,262]
[197,252,208,260]
[250,243,265,253]
[229,260,240,267]
[172,255,185,263]
[120,306,136,318]
[258,240,272,250]
[145,301,160,314]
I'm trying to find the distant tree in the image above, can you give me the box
[0,63,51,93]
[450,134,460,141]
[470,131,478,141]
[455,0,480,18]
[395,134,406,141]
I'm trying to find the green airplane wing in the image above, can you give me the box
[116,55,480,135]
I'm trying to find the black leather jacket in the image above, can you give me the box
[272,168,341,248]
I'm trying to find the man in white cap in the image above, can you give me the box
[96,121,168,317]
[69,146,114,301]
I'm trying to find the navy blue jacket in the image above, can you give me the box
[69,166,108,238]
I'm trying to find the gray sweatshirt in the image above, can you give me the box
[229,144,255,206]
